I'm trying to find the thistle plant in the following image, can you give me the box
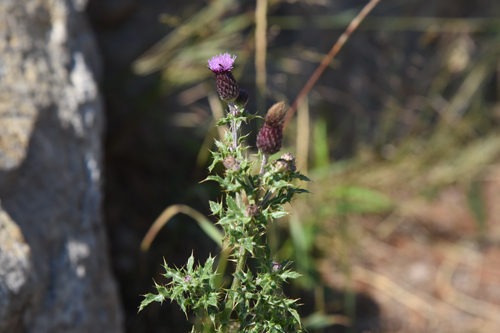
[139,53,309,332]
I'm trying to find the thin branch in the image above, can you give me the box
[283,0,382,130]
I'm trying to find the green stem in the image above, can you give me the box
[221,244,248,330]
[259,154,268,176]
[228,102,240,149]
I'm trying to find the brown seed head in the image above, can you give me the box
[264,102,287,127]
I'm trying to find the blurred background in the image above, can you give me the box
[86,0,500,332]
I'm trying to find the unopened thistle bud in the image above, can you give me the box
[280,152,296,172]
[207,53,239,101]
[223,155,240,171]
[273,159,289,173]
[234,89,249,109]
[256,102,288,156]
[245,204,259,218]
[271,261,281,272]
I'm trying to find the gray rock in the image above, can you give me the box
[0,0,123,332]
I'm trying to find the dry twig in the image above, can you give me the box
[283,0,382,129]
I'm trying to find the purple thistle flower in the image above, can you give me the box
[207,53,239,101]
[207,53,237,73]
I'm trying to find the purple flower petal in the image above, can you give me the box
[207,53,237,73]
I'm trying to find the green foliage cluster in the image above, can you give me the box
[140,255,218,317]
[139,88,309,332]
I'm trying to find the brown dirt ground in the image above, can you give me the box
[317,167,500,333]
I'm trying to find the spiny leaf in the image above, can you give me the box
[280,271,301,281]
[241,237,255,254]
[216,117,231,126]
[295,174,311,182]
[270,180,291,192]
[156,284,170,298]
[226,195,240,212]
[138,293,165,312]
[270,210,288,220]
[187,253,195,274]
[203,255,215,275]
[208,154,220,172]
[209,200,222,215]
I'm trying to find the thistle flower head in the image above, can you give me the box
[207,53,237,73]
[256,102,288,155]
[208,53,239,101]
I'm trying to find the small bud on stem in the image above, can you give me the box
[234,89,249,109]
[223,155,240,171]
[245,204,259,217]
